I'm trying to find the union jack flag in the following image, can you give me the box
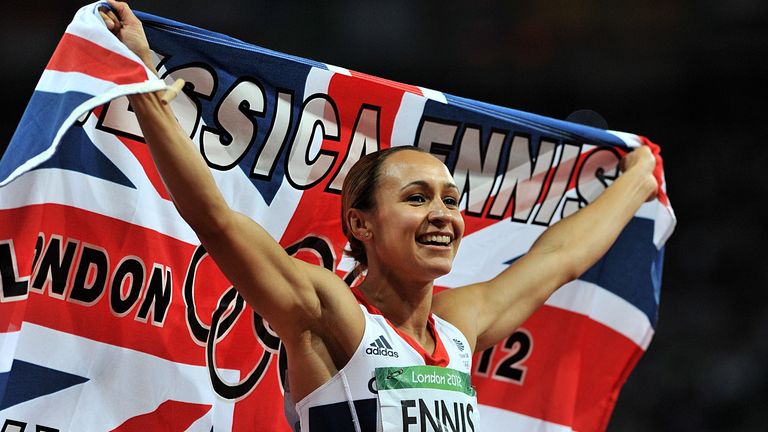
[0,2,675,431]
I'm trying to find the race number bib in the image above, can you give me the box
[376,366,479,432]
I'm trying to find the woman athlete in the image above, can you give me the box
[101,2,659,430]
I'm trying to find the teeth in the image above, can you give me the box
[419,234,451,245]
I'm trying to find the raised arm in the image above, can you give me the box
[99,1,361,342]
[434,145,659,352]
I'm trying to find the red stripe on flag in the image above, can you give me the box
[0,204,263,369]
[110,400,211,431]
[348,70,424,96]
[637,136,670,207]
[472,304,644,431]
[46,33,149,85]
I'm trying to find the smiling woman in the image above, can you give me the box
[342,146,464,284]
[99,0,661,430]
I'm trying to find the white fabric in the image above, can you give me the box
[292,305,472,431]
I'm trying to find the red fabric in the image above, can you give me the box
[639,135,669,206]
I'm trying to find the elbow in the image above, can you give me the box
[559,248,598,286]
[535,237,600,287]
[547,263,580,295]
[543,248,588,291]
[562,265,583,287]
[533,241,581,284]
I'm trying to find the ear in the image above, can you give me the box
[347,208,372,241]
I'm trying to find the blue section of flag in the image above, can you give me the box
[35,126,135,188]
[0,371,8,406]
[0,91,93,184]
[0,360,89,410]
[579,217,660,326]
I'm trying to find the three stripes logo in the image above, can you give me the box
[452,338,465,352]
[365,335,399,358]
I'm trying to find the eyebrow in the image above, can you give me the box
[400,180,459,193]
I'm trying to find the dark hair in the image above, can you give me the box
[341,146,429,268]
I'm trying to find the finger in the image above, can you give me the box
[616,145,634,172]
[98,6,123,30]
[98,10,114,29]
[107,0,138,24]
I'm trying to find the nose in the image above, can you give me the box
[427,203,451,226]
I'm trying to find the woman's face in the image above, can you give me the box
[364,150,465,282]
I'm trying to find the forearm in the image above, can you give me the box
[531,159,657,279]
[128,91,230,234]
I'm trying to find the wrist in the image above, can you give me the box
[137,52,158,76]
[624,163,659,202]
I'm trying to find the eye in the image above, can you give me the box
[443,196,459,208]
[407,194,427,204]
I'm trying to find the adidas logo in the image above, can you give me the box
[452,338,465,352]
[365,335,399,358]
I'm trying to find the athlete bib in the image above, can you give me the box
[376,366,479,432]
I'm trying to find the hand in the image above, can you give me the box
[620,145,659,202]
[98,0,153,70]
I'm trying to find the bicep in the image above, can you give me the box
[435,250,570,353]
[196,210,325,336]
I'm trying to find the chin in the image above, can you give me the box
[409,248,457,281]
[421,260,454,281]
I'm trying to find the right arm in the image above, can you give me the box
[129,91,325,336]
[100,1,362,344]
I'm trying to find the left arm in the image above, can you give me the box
[433,145,659,353]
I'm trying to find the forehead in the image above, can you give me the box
[379,150,455,190]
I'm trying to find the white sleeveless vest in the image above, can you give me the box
[288,293,473,432]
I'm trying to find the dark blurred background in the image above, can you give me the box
[2,1,766,430]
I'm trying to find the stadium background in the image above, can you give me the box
[1,1,766,430]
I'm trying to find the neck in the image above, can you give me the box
[357,265,435,344]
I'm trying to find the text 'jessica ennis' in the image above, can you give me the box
[91,58,622,227]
